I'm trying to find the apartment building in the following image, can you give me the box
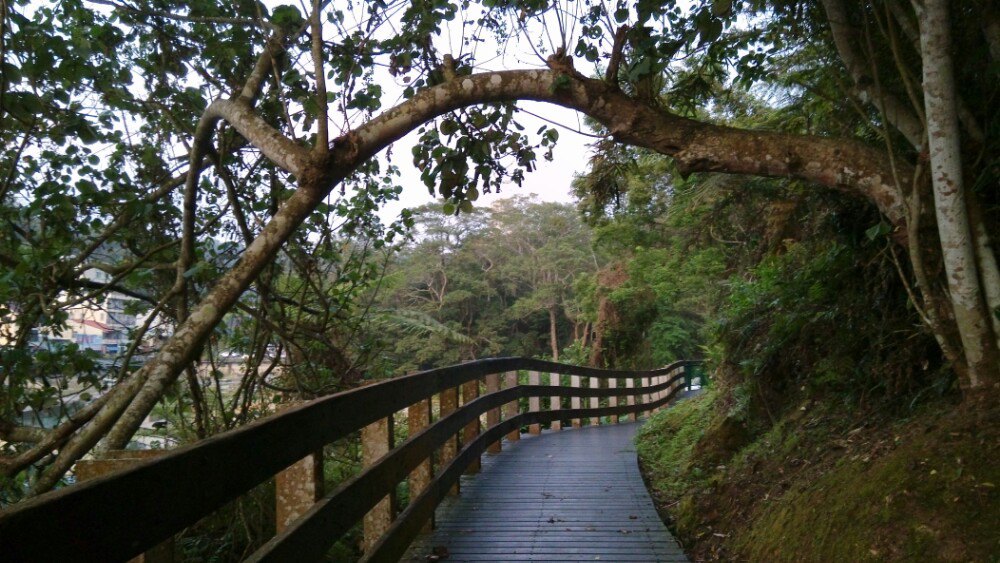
[7,269,138,356]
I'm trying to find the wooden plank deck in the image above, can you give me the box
[404,422,688,562]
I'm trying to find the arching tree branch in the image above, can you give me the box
[32,61,914,492]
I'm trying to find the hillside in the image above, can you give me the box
[638,388,1000,561]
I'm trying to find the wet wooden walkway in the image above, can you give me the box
[405,422,688,562]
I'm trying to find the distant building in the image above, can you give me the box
[4,269,138,356]
[66,270,136,354]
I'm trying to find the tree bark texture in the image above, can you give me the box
[915,0,1000,388]
[549,306,559,361]
[822,0,925,149]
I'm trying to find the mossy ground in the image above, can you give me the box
[636,389,1000,562]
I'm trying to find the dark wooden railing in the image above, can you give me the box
[0,357,702,562]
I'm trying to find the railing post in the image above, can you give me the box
[272,401,325,535]
[669,367,680,406]
[503,371,520,442]
[658,369,672,411]
[676,367,684,397]
[626,377,636,422]
[668,369,677,406]
[652,372,662,412]
[439,386,460,495]
[549,372,561,431]
[570,374,581,428]
[485,372,502,453]
[679,366,687,393]
[608,377,618,423]
[407,397,434,532]
[76,451,174,563]
[461,378,481,473]
[642,376,651,417]
[275,447,324,534]
[528,370,541,435]
[655,373,663,412]
[666,371,673,408]
[589,376,600,425]
[362,416,396,554]
[660,371,670,410]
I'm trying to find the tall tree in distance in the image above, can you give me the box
[491,199,597,361]
[379,198,597,368]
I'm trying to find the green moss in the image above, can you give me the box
[636,388,719,498]
[673,494,703,534]
[693,414,752,466]
[638,387,1000,562]
[733,424,1000,562]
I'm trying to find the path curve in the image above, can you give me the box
[405,422,688,562]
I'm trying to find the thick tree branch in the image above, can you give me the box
[0,421,48,443]
[29,29,305,493]
[884,0,984,143]
[341,68,909,228]
[915,0,1000,388]
[32,62,915,492]
[239,32,286,104]
[207,99,309,175]
[0,393,110,478]
[605,25,629,85]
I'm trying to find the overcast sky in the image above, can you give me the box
[350,3,601,224]
[376,100,594,223]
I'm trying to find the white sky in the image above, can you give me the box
[376,101,594,223]
[338,2,602,224]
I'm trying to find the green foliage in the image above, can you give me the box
[719,242,856,378]
[713,195,944,403]
[0,0,415,481]
[571,152,728,369]
[575,125,944,400]
[635,388,719,498]
[571,93,946,483]
[735,430,1000,562]
[0,0,993,554]
[376,197,597,371]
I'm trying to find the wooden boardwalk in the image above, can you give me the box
[405,422,688,562]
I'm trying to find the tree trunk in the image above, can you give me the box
[548,306,559,361]
[32,169,327,493]
[967,199,1000,352]
[822,0,924,148]
[915,0,1000,389]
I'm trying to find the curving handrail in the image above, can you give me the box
[0,357,701,562]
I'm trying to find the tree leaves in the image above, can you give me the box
[379,199,597,369]
[270,5,304,29]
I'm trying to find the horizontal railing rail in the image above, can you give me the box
[0,357,701,562]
